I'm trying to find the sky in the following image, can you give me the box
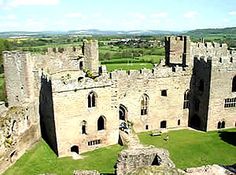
[0,0,236,32]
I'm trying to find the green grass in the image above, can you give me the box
[105,63,153,72]
[3,140,123,175]
[139,55,163,63]
[4,129,235,174]
[138,129,236,169]
[0,74,5,101]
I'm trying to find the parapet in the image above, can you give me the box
[109,66,191,81]
[165,35,190,42]
[191,41,228,58]
[46,46,82,55]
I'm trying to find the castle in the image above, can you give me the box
[0,36,236,172]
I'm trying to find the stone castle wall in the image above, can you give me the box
[1,36,236,159]
[0,104,40,174]
[110,67,191,132]
[50,72,118,156]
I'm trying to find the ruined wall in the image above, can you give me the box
[115,147,175,175]
[83,40,99,75]
[50,72,118,157]
[111,67,192,133]
[0,105,40,174]
[3,52,35,107]
[34,47,84,74]
[165,36,190,67]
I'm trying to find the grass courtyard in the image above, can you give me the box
[139,128,236,169]
[3,128,236,175]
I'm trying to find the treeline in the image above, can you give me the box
[186,27,236,35]
[0,39,13,73]
[186,27,236,47]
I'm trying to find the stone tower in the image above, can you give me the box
[83,40,99,75]
[3,51,35,106]
[165,36,190,67]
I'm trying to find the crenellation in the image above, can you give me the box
[46,47,82,55]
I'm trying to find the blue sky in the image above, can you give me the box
[0,0,236,32]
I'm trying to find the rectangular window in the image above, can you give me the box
[88,139,101,146]
[161,90,167,96]
[224,98,236,108]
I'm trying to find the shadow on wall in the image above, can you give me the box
[39,73,58,156]
[218,131,236,146]
[188,57,212,131]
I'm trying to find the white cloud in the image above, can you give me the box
[229,11,236,16]
[183,11,198,19]
[65,12,83,18]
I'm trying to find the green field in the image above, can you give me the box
[0,74,5,101]
[105,63,154,72]
[99,44,164,71]
[139,129,236,169]
[3,129,236,175]
[101,55,163,72]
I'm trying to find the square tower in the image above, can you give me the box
[165,36,190,67]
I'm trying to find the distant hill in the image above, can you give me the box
[185,27,236,47]
[0,30,180,38]
[185,27,236,36]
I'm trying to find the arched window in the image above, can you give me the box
[232,76,236,92]
[221,121,225,128]
[217,121,221,129]
[141,94,149,115]
[183,90,190,109]
[81,120,87,134]
[119,104,128,121]
[97,116,105,131]
[88,91,96,108]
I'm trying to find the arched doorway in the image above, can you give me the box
[71,145,79,154]
[160,120,167,128]
[190,114,201,129]
[119,104,128,121]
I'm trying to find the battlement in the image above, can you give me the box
[109,66,191,81]
[194,42,228,49]
[46,46,82,55]
[165,35,190,42]
[3,51,31,59]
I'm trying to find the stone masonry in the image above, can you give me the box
[0,36,235,167]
